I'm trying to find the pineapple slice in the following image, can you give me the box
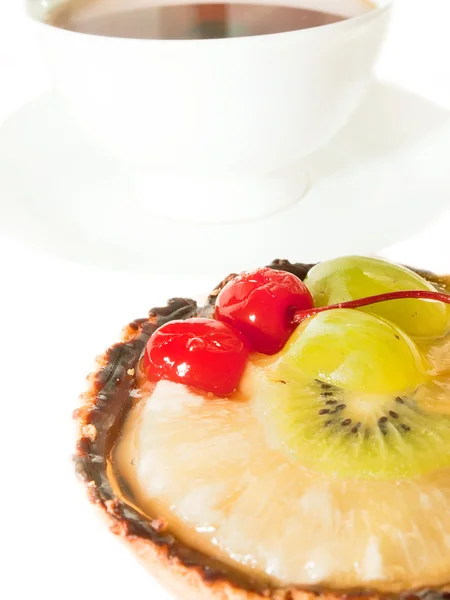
[114,331,450,593]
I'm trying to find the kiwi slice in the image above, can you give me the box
[252,310,450,480]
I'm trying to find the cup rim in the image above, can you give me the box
[29,0,394,46]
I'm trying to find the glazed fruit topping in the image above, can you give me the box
[144,259,450,397]
[144,318,249,397]
[215,267,314,354]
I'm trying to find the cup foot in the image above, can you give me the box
[132,167,310,223]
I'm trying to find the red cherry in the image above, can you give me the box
[215,268,314,354]
[144,318,249,397]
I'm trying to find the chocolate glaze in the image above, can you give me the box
[74,260,450,599]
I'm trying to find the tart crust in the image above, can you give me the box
[74,260,450,600]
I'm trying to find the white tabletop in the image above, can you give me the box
[1,2,450,599]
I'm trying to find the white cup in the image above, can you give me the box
[27,0,393,222]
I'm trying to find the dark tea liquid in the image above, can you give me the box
[48,1,356,39]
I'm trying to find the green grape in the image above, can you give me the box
[305,256,450,338]
[281,309,427,394]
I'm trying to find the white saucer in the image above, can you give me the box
[1,80,450,278]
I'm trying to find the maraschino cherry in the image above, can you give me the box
[144,318,248,397]
[215,268,313,354]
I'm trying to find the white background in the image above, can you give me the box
[1,1,450,599]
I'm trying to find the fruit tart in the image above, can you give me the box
[75,256,450,600]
